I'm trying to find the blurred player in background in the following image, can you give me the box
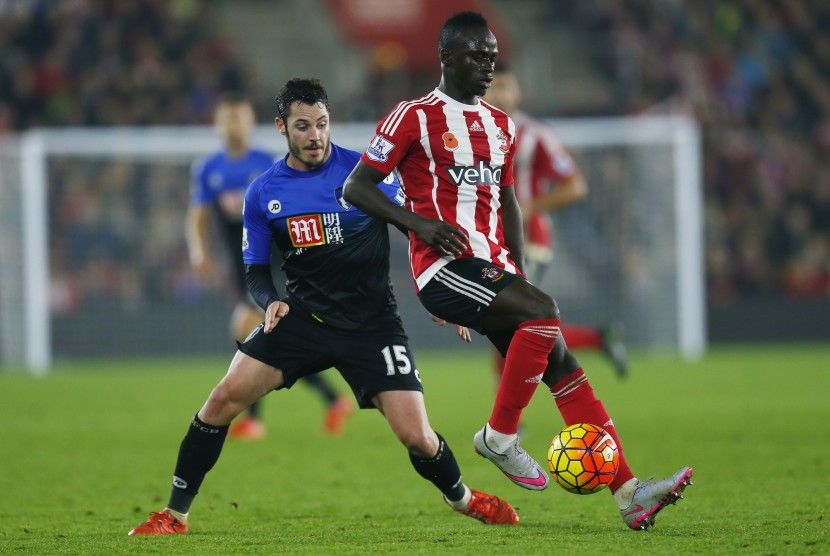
[130,78,518,535]
[484,62,629,380]
[343,11,691,531]
[186,93,352,440]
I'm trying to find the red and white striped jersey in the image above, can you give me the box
[511,112,578,249]
[360,88,518,291]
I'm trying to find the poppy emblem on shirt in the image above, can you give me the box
[442,132,459,151]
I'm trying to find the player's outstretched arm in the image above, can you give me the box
[343,161,469,256]
[245,263,288,333]
[528,171,588,213]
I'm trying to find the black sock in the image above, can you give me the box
[167,415,229,514]
[246,400,261,419]
[302,374,338,405]
[408,432,466,502]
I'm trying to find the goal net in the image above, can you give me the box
[0,116,704,373]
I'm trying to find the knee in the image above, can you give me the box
[400,428,439,458]
[541,340,581,386]
[207,382,234,407]
[202,382,241,422]
[523,293,559,322]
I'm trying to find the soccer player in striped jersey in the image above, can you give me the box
[187,93,352,439]
[343,11,692,530]
[129,78,519,536]
[484,62,629,380]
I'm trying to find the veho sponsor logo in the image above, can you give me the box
[447,161,503,187]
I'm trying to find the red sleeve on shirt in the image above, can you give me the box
[536,129,577,183]
[360,102,419,175]
[500,137,516,188]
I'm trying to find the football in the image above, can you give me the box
[547,423,619,494]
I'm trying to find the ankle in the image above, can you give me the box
[612,478,639,509]
[445,485,472,511]
[484,424,517,454]
[165,508,188,523]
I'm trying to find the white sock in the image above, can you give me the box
[166,508,188,523]
[484,424,517,454]
[612,478,639,509]
[446,485,472,510]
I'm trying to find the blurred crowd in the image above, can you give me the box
[2,0,828,310]
[0,0,253,314]
[46,157,210,314]
[572,0,830,303]
[0,0,251,130]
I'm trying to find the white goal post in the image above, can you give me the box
[5,115,704,373]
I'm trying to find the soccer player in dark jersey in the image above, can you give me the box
[129,78,518,536]
[343,12,692,531]
[484,62,629,383]
[187,93,352,439]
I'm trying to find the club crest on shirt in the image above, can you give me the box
[334,186,351,210]
[481,267,504,282]
[496,129,509,153]
[442,132,459,151]
[208,171,223,189]
[366,135,395,162]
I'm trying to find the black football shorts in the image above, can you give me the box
[417,258,522,334]
[418,258,527,357]
[238,306,423,408]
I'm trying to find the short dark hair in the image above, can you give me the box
[275,78,330,121]
[438,11,489,50]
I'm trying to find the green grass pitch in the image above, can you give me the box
[1,345,828,555]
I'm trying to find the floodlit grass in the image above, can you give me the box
[1,345,829,555]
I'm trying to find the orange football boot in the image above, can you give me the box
[324,395,354,436]
[228,415,266,440]
[447,488,520,525]
[128,510,188,536]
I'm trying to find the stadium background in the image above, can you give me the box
[0,0,828,366]
[2,4,829,553]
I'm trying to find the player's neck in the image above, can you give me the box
[437,79,480,106]
[225,140,249,159]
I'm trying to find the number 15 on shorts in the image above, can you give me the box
[381,345,421,382]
